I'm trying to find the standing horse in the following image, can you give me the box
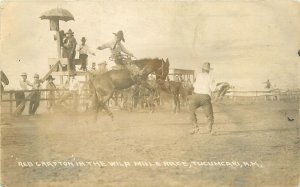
[157,80,185,113]
[0,70,9,96]
[90,58,169,121]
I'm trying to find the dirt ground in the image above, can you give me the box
[1,99,299,187]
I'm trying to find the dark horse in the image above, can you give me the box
[0,70,9,95]
[158,80,186,113]
[90,58,169,121]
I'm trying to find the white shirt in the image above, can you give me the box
[97,38,132,58]
[193,72,216,96]
[77,44,93,55]
[18,78,32,90]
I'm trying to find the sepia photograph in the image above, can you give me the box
[0,0,299,186]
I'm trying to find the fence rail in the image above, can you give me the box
[1,88,299,116]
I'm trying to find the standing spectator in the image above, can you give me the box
[15,72,32,116]
[59,30,68,58]
[46,75,56,111]
[90,62,96,71]
[77,37,95,71]
[189,62,216,134]
[263,79,271,89]
[97,61,108,74]
[59,74,79,111]
[63,29,77,72]
[29,74,43,115]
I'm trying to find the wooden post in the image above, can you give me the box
[56,29,61,58]
[50,19,61,58]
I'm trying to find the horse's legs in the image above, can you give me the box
[100,92,114,120]
[140,80,156,113]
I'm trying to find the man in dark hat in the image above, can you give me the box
[46,75,56,111]
[189,62,216,134]
[77,37,95,71]
[263,79,271,89]
[96,30,134,68]
[63,29,77,72]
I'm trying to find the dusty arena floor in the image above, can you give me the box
[1,100,299,187]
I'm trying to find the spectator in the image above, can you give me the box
[29,74,43,115]
[59,74,79,111]
[15,72,32,116]
[46,75,56,111]
[77,37,95,71]
[63,29,77,72]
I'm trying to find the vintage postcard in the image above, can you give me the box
[0,0,299,186]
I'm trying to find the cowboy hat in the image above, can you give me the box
[202,62,213,71]
[113,30,125,42]
[34,74,39,78]
[46,75,55,81]
[66,29,74,35]
[21,72,27,76]
[81,37,86,41]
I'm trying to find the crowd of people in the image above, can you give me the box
[1,28,237,135]
[12,59,109,116]
[59,29,134,74]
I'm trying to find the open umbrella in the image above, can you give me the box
[40,8,75,58]
[40,8,74,22]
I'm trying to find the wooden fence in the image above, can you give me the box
[1,88,299,116]
[227,89,300,101]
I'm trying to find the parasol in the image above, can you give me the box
[40,8,75,58]
[40,8,74,22]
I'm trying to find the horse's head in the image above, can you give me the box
[155,58,169,81]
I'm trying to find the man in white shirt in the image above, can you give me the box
[15,72,33,116]
[189,62,216,134]
[29,74,43,115]
[96,30,134,69]
[77,37,95,71]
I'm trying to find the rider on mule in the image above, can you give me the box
[96,30,134,69]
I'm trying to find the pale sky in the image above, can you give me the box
[0,0,299,90]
